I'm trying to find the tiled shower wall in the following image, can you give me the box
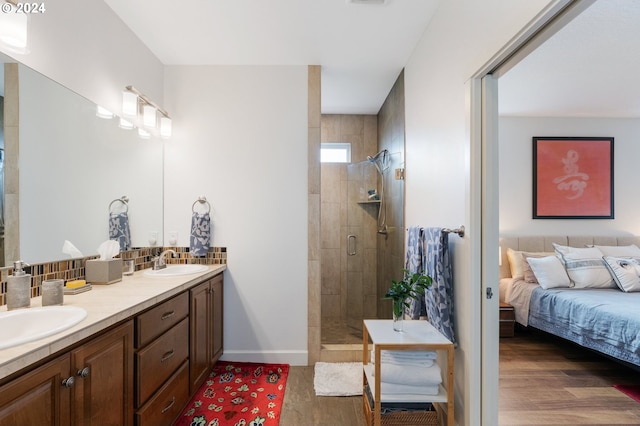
[320,115,378,325]
[376,71,406,319]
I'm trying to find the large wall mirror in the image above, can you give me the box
[1,52,164,265]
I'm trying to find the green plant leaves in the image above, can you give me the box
[383,268,432,307]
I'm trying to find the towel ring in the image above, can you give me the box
[109,196,129,214]
[192,196,211,214]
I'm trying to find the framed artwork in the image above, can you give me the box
[532,137,614,219]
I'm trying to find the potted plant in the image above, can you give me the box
[383,269,432,332]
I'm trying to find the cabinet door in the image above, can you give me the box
[72,320,134,426]
[210,273,224,364]
[189,280,210,394]
[0,353,72,425]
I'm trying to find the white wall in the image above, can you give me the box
[403,1,553,424]
[500,116,640,235]
[163,65,309,365]
[0,0,163,116]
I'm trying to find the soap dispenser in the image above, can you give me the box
[6,260,31,310]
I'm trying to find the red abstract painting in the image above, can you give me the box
[533,137,613,219]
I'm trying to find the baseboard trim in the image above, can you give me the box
[220,350,308,366]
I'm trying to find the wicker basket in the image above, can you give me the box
[370,409,439,426]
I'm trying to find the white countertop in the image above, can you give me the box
[0,264,226,381]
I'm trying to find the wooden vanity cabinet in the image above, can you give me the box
[0,320,134,426]
[0,270,225,426]
[71,320,134,425]
[189,273,224,394]
[0,353,72,425]
[135,292,190,425]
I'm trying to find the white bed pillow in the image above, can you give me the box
[592,244,640,257]
[552,243,615,289]
[602,256,640,292]
[507,248,552,280]
[522,252,554,283]
[526,256,571,289]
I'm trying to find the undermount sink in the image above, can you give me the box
[0,306,88,350]
[144,264,208,277]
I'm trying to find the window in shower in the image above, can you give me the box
[320,142,351,163]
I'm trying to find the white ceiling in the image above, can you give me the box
[104,0,441,115]
[499,0,640,117]
[99,1,640,118]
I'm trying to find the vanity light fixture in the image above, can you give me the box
[96,106,114,119]
[0,1,28,54]
[143,104,157,128]
[137,128,151,139]
[119,117,134,130]
[159,116,172,139]
[122,91,138,118]
[123,85,171,139]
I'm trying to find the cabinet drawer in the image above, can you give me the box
[136,360,189,426]
[136,292,189,348]
[136,318,189,406]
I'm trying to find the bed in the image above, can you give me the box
[499,235,640,368]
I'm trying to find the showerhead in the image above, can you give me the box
[367,149,387,162]
[367,149,389,174]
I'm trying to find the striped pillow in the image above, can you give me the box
[553,243,615,289]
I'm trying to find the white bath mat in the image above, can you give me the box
[314,362,363,396]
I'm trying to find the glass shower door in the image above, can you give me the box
[345,161,379,332]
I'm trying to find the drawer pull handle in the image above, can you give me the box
[61,376,75,388]
[161,310,176,320]
[77,367,90,378]
[161,349,175,363]
[161,397,176,414]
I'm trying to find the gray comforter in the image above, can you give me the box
[528,287,640,367]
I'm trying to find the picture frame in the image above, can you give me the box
[532,137,614,219]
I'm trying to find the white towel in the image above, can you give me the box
[382,350,437,360]
[379,381,440,396]
[371,350,436,367]
[372,362,442,387]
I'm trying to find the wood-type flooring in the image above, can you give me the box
[280,326,640,425]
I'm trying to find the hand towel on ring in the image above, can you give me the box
[190,212,211,256]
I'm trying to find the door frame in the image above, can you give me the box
[469,0,595,423]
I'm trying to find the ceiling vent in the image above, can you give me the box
[346,0,387,5]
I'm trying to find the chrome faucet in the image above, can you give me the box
[152,249,177,270]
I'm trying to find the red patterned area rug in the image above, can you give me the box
[613,384,640,403]
[174,361,290,426]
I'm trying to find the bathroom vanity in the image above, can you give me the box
[0,265,225,425]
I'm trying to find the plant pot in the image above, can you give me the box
[392,299,404,332]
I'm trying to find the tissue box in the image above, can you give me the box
[85,259,123,285]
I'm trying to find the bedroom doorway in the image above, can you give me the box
[472,0,598,423]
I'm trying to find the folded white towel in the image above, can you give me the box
[378,381,440,396]
[381,350,437,360]
[371,350,436,367]
[372,362,442,387]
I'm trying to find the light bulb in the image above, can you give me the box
[122,91,138,118]
[119,117,134,129]
[160,116,172,139]
[143,105,157,128]
[0,12,28,54]
[138,128,151,139]
[96,106,114,119]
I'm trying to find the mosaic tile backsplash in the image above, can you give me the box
[0,246,227,306]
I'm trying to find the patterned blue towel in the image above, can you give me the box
[190,212,211,257]
[424,227,456,345]
[109,212,131,251]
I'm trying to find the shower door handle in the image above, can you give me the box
[347,234,356,256]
